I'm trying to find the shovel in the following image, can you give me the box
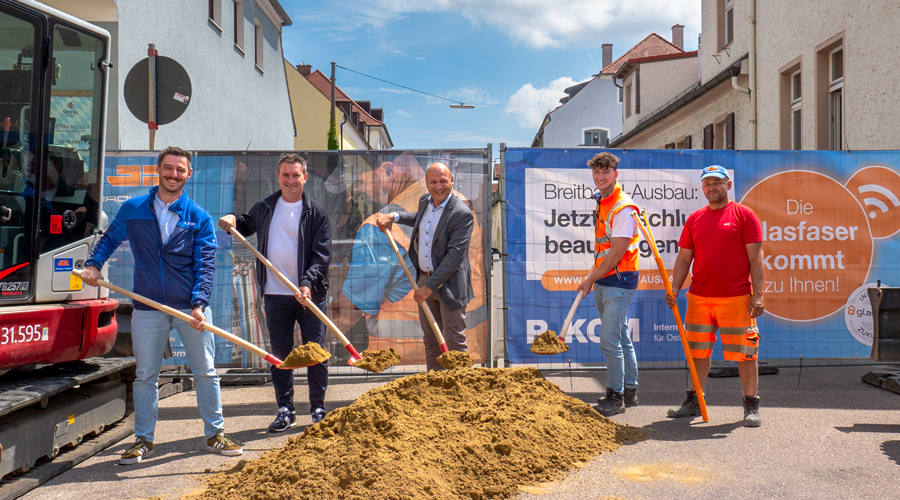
[226,227,376,368]
[631,211,709,422]
[70,269,315,369]
[381,227,450,355]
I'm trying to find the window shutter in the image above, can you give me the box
[685,135,692,149]
[726,112,735,149]
[665,143,675,149]
[703,124,713,149]
[635,68,641,114]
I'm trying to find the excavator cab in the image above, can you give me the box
[0,1,108,305]
[0,0,116,368]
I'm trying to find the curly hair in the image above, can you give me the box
[586,152,620,170]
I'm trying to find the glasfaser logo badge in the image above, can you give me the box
[844,283,878,346]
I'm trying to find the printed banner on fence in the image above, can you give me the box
[505,148,900,364]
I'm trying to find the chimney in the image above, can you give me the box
[672,24,684,50]
[601,43,613,70]
[296,62,311,77]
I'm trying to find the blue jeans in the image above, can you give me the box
[593,284,638,393]
[131,308,223,442]
[263,294,328,413]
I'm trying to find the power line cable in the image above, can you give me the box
[335,64,549,108]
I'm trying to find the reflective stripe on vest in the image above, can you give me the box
[593,182,640,277]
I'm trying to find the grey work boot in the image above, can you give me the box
[667,389,702,418]
[596,388,625,416]
[623,387,638,407]
[742,395,761,427]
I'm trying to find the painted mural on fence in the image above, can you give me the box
[103,150,491,368]
[505,148,900,364]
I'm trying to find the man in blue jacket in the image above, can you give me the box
[218,153,332,431]
[82,146,241,465]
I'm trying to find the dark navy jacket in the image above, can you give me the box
[232,190,331,302]
[86,186,216,311]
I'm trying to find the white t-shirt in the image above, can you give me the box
[264,197,303,295]
[609,207,638,239]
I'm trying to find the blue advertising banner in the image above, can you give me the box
[505,148,900,364]
[103,153,236,365]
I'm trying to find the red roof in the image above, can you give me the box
[306,69,384,126]
[600,33,684,74]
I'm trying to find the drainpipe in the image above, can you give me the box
[749,0,757,149]
[339,114,346,150]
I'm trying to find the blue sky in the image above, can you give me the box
[281,1,700,158]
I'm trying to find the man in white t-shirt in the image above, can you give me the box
[575,152,641,417]
[219,153,332,430]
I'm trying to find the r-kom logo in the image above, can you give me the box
[106,165,159,187]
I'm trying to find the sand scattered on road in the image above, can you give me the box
[193,367,643,500]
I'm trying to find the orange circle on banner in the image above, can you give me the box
[741,171,873,321]
[844,166,900,239]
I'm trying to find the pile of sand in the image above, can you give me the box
[437,350,475,370]
[529,330,569,355]
[194,367,643,500]
[277,342,330,369]
[353,348,402,373]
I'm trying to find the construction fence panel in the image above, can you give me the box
[103,149,492,369]
[504,148,900,365]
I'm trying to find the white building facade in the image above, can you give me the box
[44,0,294,151]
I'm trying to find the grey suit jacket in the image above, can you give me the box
[397,192,474,311]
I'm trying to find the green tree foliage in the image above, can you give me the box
[327,119,339,150]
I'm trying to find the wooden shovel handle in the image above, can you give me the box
[72,269,283,366]
[381,226,448,349]
[559,289,585,339]
[226,227,360,360]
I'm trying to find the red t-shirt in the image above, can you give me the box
[679,201,762,298]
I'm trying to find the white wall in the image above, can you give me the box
[541,75,622,147]
[49,0,294,151]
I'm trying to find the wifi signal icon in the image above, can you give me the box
[858,184,900,219]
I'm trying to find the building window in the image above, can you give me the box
[209,0,222,31]
[829,47,843,150]
[725,0,734,46]
[617,86,623,104]
[254,19,263,71]
[624,83,632,117]
[716,0,734,49]
[233,0,244,50]
[706,113,735,149]
[815,35,844,150]
[583,129,608,146]
[791,70,802,150]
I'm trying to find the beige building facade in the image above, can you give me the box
[612,0,900,151]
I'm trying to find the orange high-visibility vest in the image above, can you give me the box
[593,182,640,278]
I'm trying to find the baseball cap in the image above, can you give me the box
[700,165,729,180]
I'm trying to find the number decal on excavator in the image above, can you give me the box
[0,324,43,345]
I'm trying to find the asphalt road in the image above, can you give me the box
[16,364,900,500]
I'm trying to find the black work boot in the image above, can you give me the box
[742,395,761,427]
[667,389,702,418]
[596,388,625,416]
[623,387,638,407]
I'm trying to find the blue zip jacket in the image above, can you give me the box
[86,186,216,311]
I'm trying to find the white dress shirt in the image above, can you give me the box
[152,196,180,244]
[393,195,451,273]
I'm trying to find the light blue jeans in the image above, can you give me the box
[131,308,223,442]
[593,284,638,393]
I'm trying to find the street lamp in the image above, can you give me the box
[450,103,475,109]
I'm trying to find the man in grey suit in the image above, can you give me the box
[376,162,474,371]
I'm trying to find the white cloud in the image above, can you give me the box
[505,76,583,129]
[323,0,700,49]
[396,109,412,117]
[380,88,412,94]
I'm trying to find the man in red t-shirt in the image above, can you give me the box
[664,165,765,427]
